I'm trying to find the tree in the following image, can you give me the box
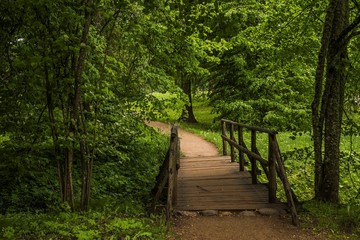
[312,0,360,202]
[208,0,321,131]
[0,0,181,212]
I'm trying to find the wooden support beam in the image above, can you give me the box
[221,119,278,135]
[221,135,269,166]
[268,134,277,203]
[251,130,258,184]
[230,124,235,162]
[221,120,227,156]
[273,136,299,226]
[238,126,245,171]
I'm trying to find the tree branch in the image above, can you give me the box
[100,9,122,34]
[351,0,360,11]
[334,14,360,47]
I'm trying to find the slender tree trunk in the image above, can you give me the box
[312,0,349,202]
[45,61,69,205]
[77,0,93,211]
[180,77,198,123]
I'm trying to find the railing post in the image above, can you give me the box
[268,133,277,203]
[238,126,245,171]
[274,135,299,226]
[167,126,178,224]
[251,130,258,184]
[173,127,180,206]
[221,120,227,156]
[230,123,235,162]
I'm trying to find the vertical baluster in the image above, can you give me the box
[222,120,227,156]
[251,130,258,184]
[238,126,245,171]
[230,123,235,162]
[268,133,277,203]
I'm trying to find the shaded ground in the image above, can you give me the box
[168,215,326,240]
[148,121,328,240]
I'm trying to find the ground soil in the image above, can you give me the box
[146,121,218,157]
[147,121,328,240]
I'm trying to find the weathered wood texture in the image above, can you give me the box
[176,156,285,211]
[151,125,180,225]
[220,119,299,226]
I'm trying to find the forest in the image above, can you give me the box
[1,0,360,239]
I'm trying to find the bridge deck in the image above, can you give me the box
[177,155,285,211]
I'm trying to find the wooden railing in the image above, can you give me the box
[150,125,180,224]
[221,119,299,226]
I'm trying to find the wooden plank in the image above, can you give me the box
[178,186,267,194]
[180,162,239,169]
[177,203,286,211]
[179,166,240,171]
[179,182,265,188]
[178,178,253,187]
[176,152,287,213]
[178,175,253,182]
[178,189,264,195]
[181,155,231,161]
[178,195,268,201]
[179,167,240,173]
[181,158,234,164]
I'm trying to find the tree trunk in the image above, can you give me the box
[312,0,349,203]
[76,0,93,212]
[180,77,198,123]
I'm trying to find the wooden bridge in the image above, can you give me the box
[177,155,282,211]
[151,120,299,226]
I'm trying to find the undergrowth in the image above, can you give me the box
[0,201,167,239]
[0,121,169,239]
[301,201,360,239]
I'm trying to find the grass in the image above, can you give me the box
[301,201,360,239]
[0,203,167,239]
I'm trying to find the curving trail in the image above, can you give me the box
[146,121,218,157]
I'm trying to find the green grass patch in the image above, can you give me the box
[0,202,167,239]
[301,201,360,238]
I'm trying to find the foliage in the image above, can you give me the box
[0,0,177,212]
[207,0,325,131]
[0,203,167,239]
[0,118,168,212]
[301,201,360,238]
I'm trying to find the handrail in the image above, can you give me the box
[150,125,180,225]
[221,119,299,226]
[221,119,278,135]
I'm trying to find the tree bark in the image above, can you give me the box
[180,77,198,123]
[312,0,350,202]
[76,0,93,212]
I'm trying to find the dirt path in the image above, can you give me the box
[147,121,327,240]
[146,121,218,157]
